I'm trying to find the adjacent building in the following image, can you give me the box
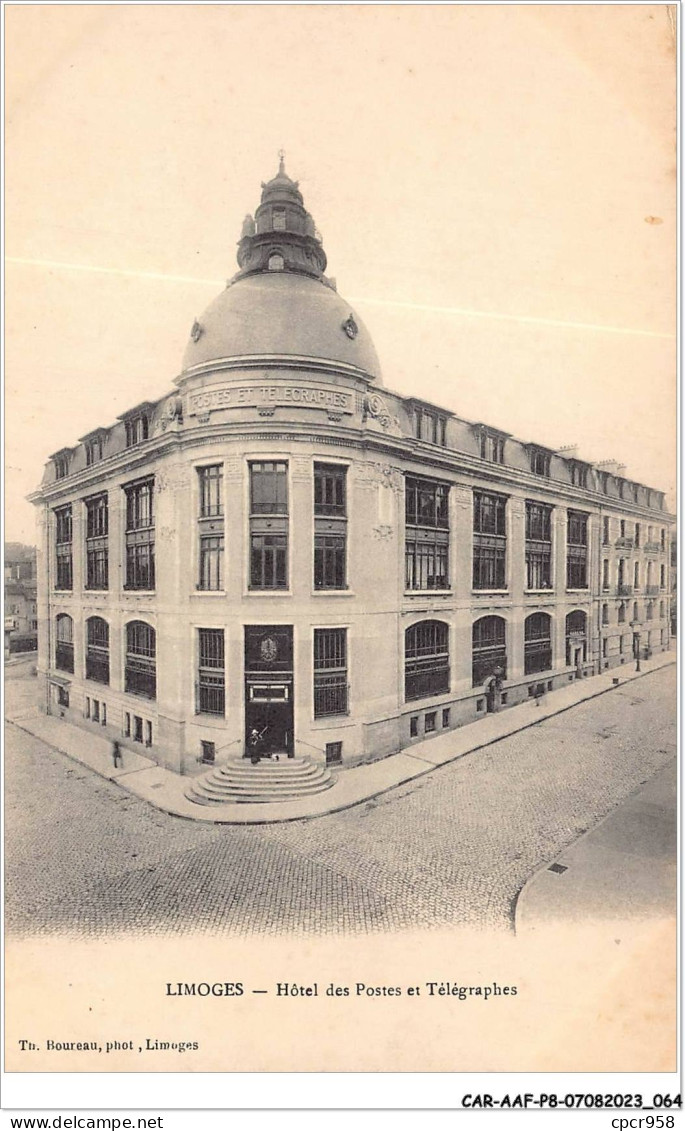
[29,160,675,774]
[4,543,37,655]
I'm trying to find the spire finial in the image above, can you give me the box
[278,148,286,175]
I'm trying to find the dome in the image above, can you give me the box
[182,272,382,383]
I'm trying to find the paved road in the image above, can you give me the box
[5,664,676,937]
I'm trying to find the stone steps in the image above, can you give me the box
[185,753,334,806]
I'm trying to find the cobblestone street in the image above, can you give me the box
[5,663,676,937]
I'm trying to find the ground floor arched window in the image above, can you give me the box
[472,616,507,687]
[405,620,449,702]
[125,621,156,699]
[86,616,110,684]
[55,613,74,673]
[565,610,587,668]
[524,612,552,675]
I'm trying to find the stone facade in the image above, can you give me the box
[29,162,675,775]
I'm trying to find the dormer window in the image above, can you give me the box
[476,427,506,464]
[85,435,104,466]
[529,447,551,478]
[569,461,589,489]
[54,454,70,480]
[268,252,285,271]
[125,414,149,447]
[413,406,447,446]
[272,208,286,231]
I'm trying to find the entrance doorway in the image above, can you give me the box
[244,626,294,758]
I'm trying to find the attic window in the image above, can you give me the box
[54,454,70,480]
[413,407,447,446]
[125,414,149,447]
[569,461,588,489]
[478,429,506,464]
[530,448,551,478]
[272,209,286,231]
[268,252,284,271]
[86,436,104,466]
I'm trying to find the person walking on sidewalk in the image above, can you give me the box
[112,740,123,770]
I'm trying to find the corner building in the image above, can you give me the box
[30,161,675,775]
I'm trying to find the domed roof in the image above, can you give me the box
[182,272,382,382]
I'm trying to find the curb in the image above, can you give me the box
[8,656,676,827]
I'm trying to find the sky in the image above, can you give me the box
[5,4,677,543]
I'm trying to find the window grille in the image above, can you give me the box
[54,505,73,590]
[85,495,108,590]
[197,629,225,716]
[124,480,155,590]
[525,502,552,589]
[472,616,507,686]
[55,613,74,673]
[524,613,552,674]
[405,620,449,701]
[249,463,288,590]
[125,621,156,699]
[314,629,348,717]
[566,511,588,589]
[473,492,507,590]
[86,616,110,684]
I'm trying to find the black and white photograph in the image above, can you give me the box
[3,0,678,1105]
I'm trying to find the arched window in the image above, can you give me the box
[601,603,609,625]
[86,616,109,685]
[125,621,156,700]
[55,614,74,673]
[618,602,626,624]
[646,601,654,621]
[268,252,284,271]
[405,620,449,701]
[524,613,552,675]
[565,610,587,667]
[472,616,507,687]
[633,600,639,622]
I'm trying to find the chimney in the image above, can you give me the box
[596,459,622,477]
[558,444,578,459]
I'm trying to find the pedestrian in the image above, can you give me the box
[112,740,123,769]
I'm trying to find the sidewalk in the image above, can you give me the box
[8,650,675,826]
[515,757,676,930]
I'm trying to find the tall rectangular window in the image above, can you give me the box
[314,464,347,589]
[85,494,108,590]
[602,516,610,545]
[54,505,73,590]
[197,466,224,590]
[405,476,450,590]
[313,628,348,717]
[124,479,155,590]
[249,463,288,589]
[473,491,506,590]
[566,510,588,589]
[198,465,223,517]
[197,628,225,716]
[525,501,552,590]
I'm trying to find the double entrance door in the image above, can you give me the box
[244,625,294,758]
